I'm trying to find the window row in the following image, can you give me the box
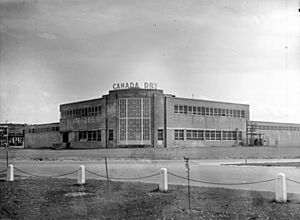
[76,130,114,141]
[254,125,300,131]
[174,105,245,118]
[61,106,102,119]
[175,129,242,141]
[77,130,101,141]
[27,127,59,133]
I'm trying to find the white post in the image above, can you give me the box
[159,168,168,192]
[78,165,85,185]
[7,164,14,182]
[275,173,287,203]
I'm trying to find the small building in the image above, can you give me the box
[0,123,25,147]
[247,121,300,147]
[24,123,61,149]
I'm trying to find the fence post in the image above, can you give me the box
[78,165,85,185]
[275,173,287,203]
[159,168,168,192]
[7,164,14,182]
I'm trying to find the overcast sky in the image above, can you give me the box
[0,0,299,124]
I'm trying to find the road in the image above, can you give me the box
[1,159,300,195]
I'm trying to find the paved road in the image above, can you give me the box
[1,159,300,195]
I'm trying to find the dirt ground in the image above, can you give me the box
[1,178,300,219]
[2,146,300,161]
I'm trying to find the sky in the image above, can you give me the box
[0,0,299,124]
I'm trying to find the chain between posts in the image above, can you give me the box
[168,171,275,186]
[0,169,7,174]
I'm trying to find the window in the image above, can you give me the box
[88,131,92,141]
[158,129,163,140]
[97,130,101,141]
[205,130,210,140]
[92,130,97,141]
[218,108,222,116]
[197,107,202,115]
[211,131,216,140]
[175,130,184,140]
[238,131,242,140]
[188,106,193,114]
[174,105,179,113]
[205,107,209,116]
[201,107,205,116]
[179,105,184,114]
[222,109,226,116]
[209,108,214,116]
[193,106,197,115]
[186,130,192,140]
[216,131,221,140]
[241,110,245,118]
[109,130,114,141]
[214,108,218,116]
[183,105,188,114]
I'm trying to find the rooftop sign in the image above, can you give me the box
[112,82,158,90]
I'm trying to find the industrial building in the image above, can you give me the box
[11,85,300,149]
[0,123,25,147]
[24,123,60,149]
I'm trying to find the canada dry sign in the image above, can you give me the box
[112,82,158,90]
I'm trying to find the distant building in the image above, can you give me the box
[15,84,300,149]
[247,121,300,147]
[0,123,25,147]
[24,123,60,149]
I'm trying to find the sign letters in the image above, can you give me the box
[112,82,158,90]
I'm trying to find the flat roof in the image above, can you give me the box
[172,96,249,106]
[25,122,60,127]
[249,120,300,126]
[60,97,102,107]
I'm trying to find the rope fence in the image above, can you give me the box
[3,164,300,203]
[168,171,276,186]
[85,169,109,179]
[286,178,300,185]
[3,166,300,186]
[0,169,7,174]
[109,172,160,181]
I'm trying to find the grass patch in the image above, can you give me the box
[1,178,300,219]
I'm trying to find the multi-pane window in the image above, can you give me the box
[158,129,164,140]
[182,129,242,141]
[174,104,246,118]
[119,98,151,143]
[61,106,102,119]
[186,130,204,140]
[27,126,60,133]
[78,130,101,141]
[174,130,184,140]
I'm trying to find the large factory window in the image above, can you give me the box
[119,98,151,144]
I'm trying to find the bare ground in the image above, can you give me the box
[1,178,300,219]
[2,146,300,161]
